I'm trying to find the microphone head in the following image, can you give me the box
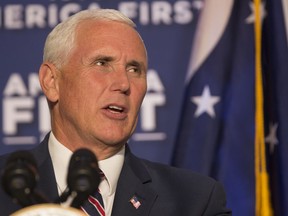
[1,150,38,206]
[67,148,100,197]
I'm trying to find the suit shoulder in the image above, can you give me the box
[133,158,230,215]
[141,159,218,188]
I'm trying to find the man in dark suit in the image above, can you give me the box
[0,9,231,215]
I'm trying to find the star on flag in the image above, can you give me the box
[265,123,279,154]
[191,85,220,118]
[245,1,267,24]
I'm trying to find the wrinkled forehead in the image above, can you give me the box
[75,19,144,43]
[74,19,148,62]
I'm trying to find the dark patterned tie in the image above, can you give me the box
[81,190,105,216]
[81,170,106,216]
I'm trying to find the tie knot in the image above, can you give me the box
[99,170,105,179]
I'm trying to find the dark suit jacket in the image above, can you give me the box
[0,134,231,216]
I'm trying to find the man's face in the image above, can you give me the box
[54,20,147,149]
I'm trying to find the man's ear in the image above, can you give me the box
[39,63,59,102]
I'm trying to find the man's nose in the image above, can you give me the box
[110,66,130,95]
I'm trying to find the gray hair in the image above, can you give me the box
[43,9,136,68]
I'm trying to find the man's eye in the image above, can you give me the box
[128,67,140,74]
[128,68,137,73]
[95,60,106,66]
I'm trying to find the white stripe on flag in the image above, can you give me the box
[282,0,288,46]
[186,0,234,84]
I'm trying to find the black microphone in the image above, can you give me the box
[59,148,101,208]
[1,150,39,207]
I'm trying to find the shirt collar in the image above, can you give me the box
[48,132,125,196]
[98,145,125,196]
[48,132,72,194]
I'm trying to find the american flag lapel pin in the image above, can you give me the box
[129,195,141,209]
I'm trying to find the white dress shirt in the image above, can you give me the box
[48,132,125,216]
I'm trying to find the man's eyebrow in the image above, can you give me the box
[91,55,114,62]
[84,55,146,69]
[127,60,146,69]
[82,54,114,66]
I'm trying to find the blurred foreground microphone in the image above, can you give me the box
[1,151,39,207]
[59,148,100,208]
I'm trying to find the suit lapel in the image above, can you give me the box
[30,134,59,203]
[112,147,157,216]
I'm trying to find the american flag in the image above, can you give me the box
[172,0,288,215]
[129,195,141,209]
